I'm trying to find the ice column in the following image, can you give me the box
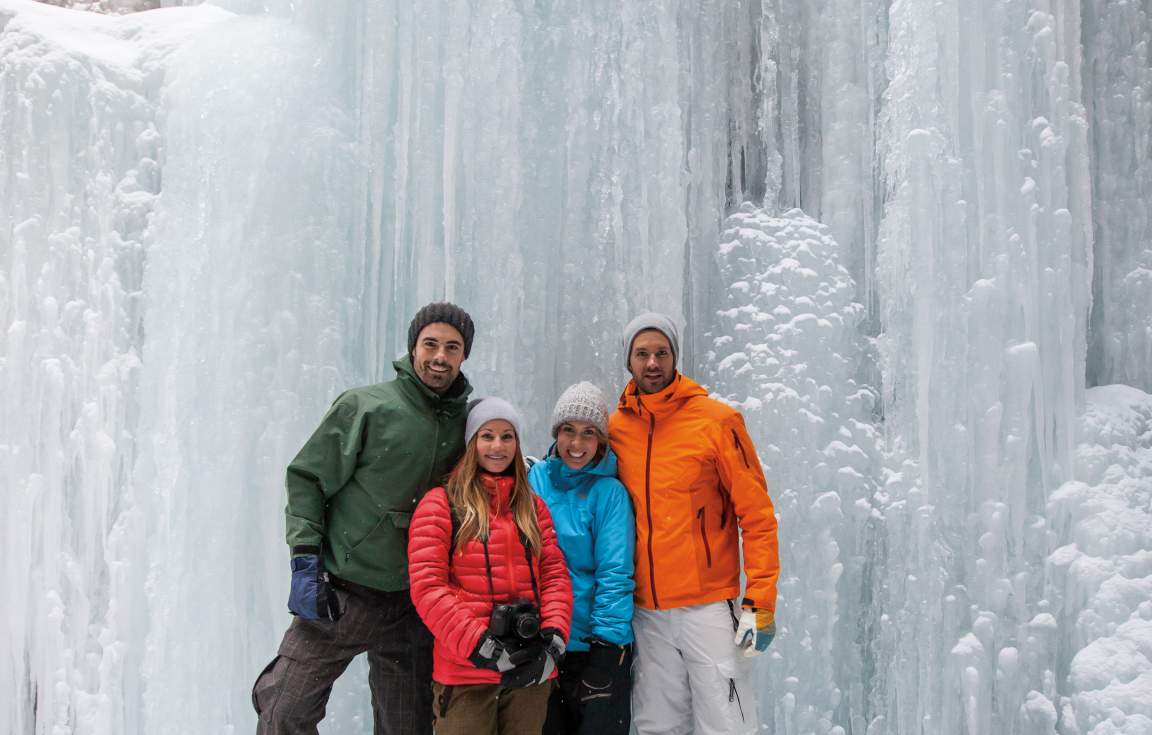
[707,206,879,735]
[873,1,1092,732]
[127,15,363,733]
[0,5,227,734]
[756,0,888,319]
[1083,0,1152,393]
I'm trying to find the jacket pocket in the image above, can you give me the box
[344,511,413,574]
[731,429,751,468]
[696,506,713,568]
[386,510,412,529]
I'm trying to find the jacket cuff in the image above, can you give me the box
[292,545,321,556]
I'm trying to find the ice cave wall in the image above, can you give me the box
[2,0,1151,734]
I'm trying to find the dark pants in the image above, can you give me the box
[252,581,433,735]
[431,680,553,735]
[543,644,633,735]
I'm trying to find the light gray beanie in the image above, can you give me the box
[550,382,609,437]
[621,312,680,368]
[465,397,524,446]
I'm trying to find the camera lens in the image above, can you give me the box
[514,612,540,639]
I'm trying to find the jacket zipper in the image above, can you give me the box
[731,429,750,468]
[424,409,443,489]
[696,506,713,567]
[643,407,659,608]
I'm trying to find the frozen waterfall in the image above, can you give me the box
[1,0,1151,734]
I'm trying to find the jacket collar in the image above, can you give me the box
[392,356,472,412]
[479,472,516,512]
[616,372,707,419]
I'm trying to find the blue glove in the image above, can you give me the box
[288,553,341,621]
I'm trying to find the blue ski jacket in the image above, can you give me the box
[528,447,635,651]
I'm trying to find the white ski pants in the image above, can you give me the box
[631,601,759,735]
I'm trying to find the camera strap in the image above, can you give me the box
[480,529,541,609]
[450,500,541,609]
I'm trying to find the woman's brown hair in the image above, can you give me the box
[445,434,542,556]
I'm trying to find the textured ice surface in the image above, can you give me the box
[1050,386,1152,735]
[707,206,879,734]
[2,0,1152,734]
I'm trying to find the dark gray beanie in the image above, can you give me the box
[621,312,680,368]
[408,302,475,358]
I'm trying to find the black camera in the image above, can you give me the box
[488,600,541,640]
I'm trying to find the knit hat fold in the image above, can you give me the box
[465,397,524,446]
[621,312,680,368]
[408,302,475,358]
[550,382,609,437]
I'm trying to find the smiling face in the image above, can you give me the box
[628,329,676,394]
[411,322,465,394]
[475,419,517,474]
[555,420,603,471]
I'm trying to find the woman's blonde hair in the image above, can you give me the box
[445,434,542,556]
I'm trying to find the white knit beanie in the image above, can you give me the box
[621,312,680,368]
[550,382,609,438]
[465,397,524,446]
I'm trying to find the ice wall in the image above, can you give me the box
[340,0,764,419]
[2,0,1151,734]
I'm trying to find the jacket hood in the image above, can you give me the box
[393,356,472,407]
[616,373,707,419]
[543,446,619,491]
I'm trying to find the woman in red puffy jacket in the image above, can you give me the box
[409,397,573,734]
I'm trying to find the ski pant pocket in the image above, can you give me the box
[251,654,293,717]
[433,682,455,719]
[712,658,757,734]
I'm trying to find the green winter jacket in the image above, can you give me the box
[285,357,473,591]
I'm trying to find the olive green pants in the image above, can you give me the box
[431,680,552,734]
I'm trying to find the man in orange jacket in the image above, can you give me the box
[609,312,779,735]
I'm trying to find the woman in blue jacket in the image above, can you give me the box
[529,381,636,735]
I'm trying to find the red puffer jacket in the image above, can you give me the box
[408,473,573,685]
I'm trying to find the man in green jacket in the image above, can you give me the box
[252,302,475,735]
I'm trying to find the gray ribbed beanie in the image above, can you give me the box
[621,312,680,368]
[550,382,609,437]
[465,397,524,446]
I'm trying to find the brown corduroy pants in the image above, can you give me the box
[431,680,552,735]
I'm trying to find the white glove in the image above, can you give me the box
[734,608,776,657]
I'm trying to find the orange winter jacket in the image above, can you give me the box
[609,374,779,612]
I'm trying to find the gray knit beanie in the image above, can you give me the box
[408,302,475,358]
[465,397,524,446]
[550,382,609,437]
[621,312,680,368]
